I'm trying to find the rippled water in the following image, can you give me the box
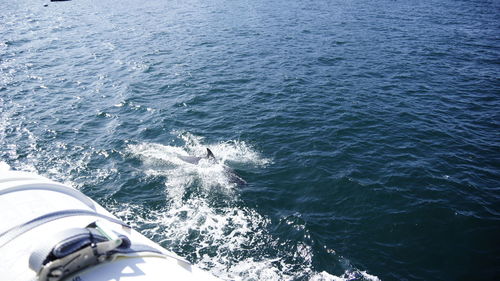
[1,0,499,280]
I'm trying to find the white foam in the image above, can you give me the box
[174,131,271,166]
[125,132,381,281]
[128,132,270,203]
[111,200,379,281]
[0,118,380,281]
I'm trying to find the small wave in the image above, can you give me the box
[175,131,272,166]
[125,132,379,281]
[130,131,270,166]
[128,132,270,202]
[111,199,380,281]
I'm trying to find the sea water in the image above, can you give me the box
[1,0,499,280]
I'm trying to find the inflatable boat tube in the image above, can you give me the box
[0,162,221,281]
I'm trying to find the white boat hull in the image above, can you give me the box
[0,164,221,281]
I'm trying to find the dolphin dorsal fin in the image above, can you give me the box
[206,148,215,160]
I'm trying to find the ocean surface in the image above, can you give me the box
[1,0,499,280]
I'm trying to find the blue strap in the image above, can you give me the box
[28,228,93,272]
[0,209,129,248]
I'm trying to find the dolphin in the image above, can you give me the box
[177,148,216,165]
[177,148,246,185]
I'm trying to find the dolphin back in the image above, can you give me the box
[178,155,202,165]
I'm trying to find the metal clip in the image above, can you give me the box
[38,245,98,281]
[92,220,123,255]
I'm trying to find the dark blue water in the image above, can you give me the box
[1,0,499,280]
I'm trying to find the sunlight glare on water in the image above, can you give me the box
[1,0,499,280]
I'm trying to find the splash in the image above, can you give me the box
[128,132,269,204]
[175,131,271,166]
[125,132,380,281]
[111,199,380,281]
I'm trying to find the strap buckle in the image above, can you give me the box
[38,245,98,281]
[35,221,124,281]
